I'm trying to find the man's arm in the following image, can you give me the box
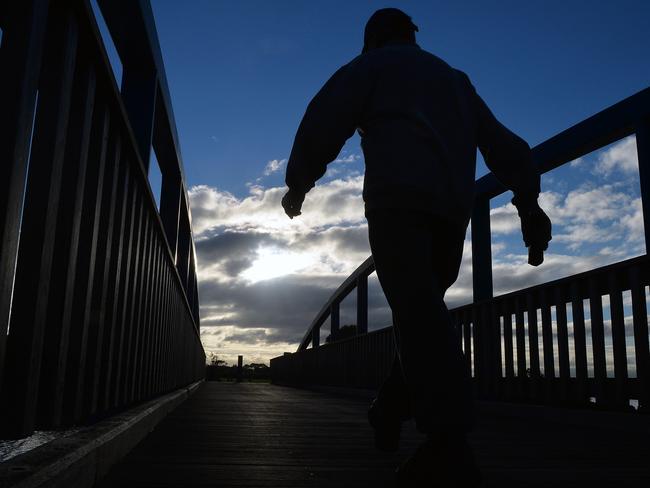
[283,59,372,217]
[469,79,552,264]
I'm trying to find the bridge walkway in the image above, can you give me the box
[97,382,650,488]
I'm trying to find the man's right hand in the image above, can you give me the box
[513,198,552,266]
[281,188,305,219]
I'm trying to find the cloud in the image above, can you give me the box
[594,135,637,176]
[190,141,644,365]
[189,172,372,363]
[334,154,361,163]
[263,158,286,176]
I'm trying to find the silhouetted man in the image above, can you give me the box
[282,8,552,487]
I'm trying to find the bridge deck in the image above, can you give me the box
[98,382,650,488]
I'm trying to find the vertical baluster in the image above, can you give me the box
[117,199,144,405]
[629,266,649,411]
[502,299,514,400]
[608,272,628,408]
[514,296,526,400]
[589,278,608,406]
[526,292,541,401]
[490,301,502,399]
[126,213,150,403]
[330,301,340,339]
[570,281,588,405]
[0,5,78,438]
[357,274,368,335]
[64,102,109,424]
[38,56,96,428]
[0,0,49,393]
[109,185,138,408]
[462,309,472,380]
[554,286,570,405]
[312,325,320,349]
[98,158,130,412]
[150,240,165,395]
[132,218,154,402]
[540,288,555,403]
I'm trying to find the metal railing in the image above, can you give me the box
[271,87,650,412]
[0,0,204,439]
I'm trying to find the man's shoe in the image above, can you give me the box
[395,436,482,488]
[368,398,403,452]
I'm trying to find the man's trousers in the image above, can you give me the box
[366,208,474,435]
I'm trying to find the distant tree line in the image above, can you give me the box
[205,354,271,382]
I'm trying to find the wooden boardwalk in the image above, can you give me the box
[98,382,650,488]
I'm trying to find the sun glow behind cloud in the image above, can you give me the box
[241,247,316,283]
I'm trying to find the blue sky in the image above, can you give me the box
[93,1,650,364]
[148,0,650,195]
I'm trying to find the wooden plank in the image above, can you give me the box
[608,272,628,407]
[97,382,650,488]
[0,6,78,438]
[570,281,588,404]
[0,0,49,389]
[588,278,608,405]
[63,101,110,424]
[38,56,97,428]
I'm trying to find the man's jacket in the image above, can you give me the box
[285,41,540,227]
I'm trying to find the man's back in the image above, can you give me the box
[285,41,537,228]
[355,43,479,224]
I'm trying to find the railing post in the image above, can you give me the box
[160,171,181,261]
[0,5,78,437]
[237,355,243,382]
[312,327,320,349]
[330,302,340,340]
[357,274,368,335]
[176,197,191,291]
[471,197,493,302]
[120,63,157,172]
[0,0,49,394]
[636,119,650,252]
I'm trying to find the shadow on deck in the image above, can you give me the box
[97,382,650,488]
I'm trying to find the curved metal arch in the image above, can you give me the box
[297,255,375,351]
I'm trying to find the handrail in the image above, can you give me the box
[81,0,200,334]
[273,253,650,409]
[298,256,374,350]
[0,0,205,439]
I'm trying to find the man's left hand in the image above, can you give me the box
[282,189,305,219]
